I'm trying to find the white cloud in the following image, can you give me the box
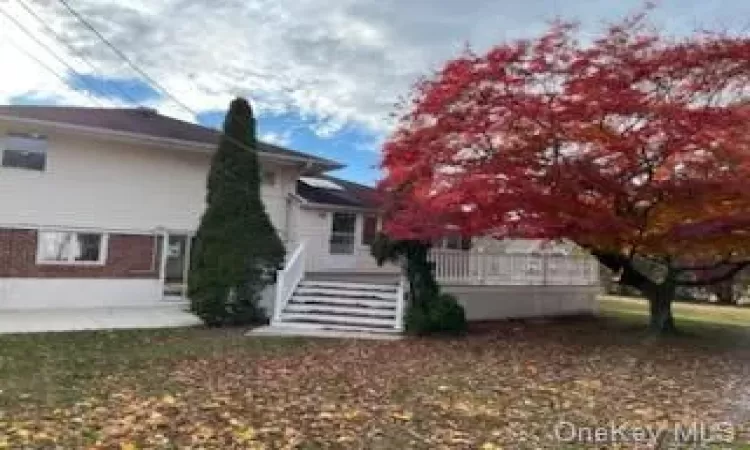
[1,0,749,137]
[260,131,292,146]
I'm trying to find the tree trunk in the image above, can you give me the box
[646,282,677,335]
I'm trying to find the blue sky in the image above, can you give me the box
[196,109,382,185]
[2,0,749,187]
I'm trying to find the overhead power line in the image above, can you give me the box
[56,0,201,117]
[52,0,328,161]
[13,0,142,105]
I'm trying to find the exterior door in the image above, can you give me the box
[326,212,357,269]
[160,233,192,300]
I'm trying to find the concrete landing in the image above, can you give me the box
[0,305,201,334]
[246,325,403,341]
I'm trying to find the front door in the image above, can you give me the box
[161,233,192,300]
[326,212,357,269]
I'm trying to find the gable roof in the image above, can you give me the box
[296,175,381,209]
[0,105,342,169]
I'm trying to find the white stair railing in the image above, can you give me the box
[273,241,306,324]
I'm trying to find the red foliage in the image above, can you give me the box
[380,13,750,261]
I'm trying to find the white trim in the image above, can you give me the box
[159,230,169,299]
[35,230,109,266]
[182,234,192,302]
[0,223,194,236]
[150,234,161,272]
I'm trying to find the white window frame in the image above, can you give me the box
[35,230,109,266]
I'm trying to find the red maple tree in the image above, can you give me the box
[379,12,750,333]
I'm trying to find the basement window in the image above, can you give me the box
[37,231,108,265]
[2,133,48,171]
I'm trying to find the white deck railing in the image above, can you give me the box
[273,241,306,323]
[429,249,599,286]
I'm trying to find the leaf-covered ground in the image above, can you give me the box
[2,304,750,448]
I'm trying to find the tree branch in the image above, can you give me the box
[590,250,656,294]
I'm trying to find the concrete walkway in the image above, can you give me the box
[0,304,201,334]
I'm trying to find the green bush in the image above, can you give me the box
[405,293,467,335]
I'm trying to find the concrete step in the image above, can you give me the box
[289,295,396,308]
[284,303,396,317]
[280,312,397,328]
[271,321,401,334]
[295,287,398,300]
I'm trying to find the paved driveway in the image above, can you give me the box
[0,304,201,334]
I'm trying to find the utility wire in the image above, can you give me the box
[53,0,331,162]
[56,0,201,117]
[14,0,142,106]
[0,5,108,106]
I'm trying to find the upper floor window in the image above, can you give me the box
[37,231,107,265]
[2,133,48,171]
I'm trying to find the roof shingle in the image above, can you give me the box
[296,175,381,209]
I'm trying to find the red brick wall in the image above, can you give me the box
[0,228,160,278]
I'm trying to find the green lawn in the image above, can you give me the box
[1,304,750,448]
[599,295,750,341]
